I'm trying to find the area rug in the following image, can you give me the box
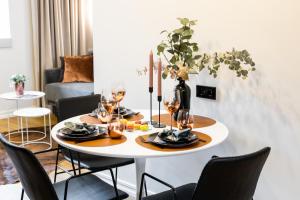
[0,127,63,185]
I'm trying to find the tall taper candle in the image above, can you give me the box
[157,58,162,97]
[149,51,153,88]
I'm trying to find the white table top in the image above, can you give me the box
[13,107,51,117]
[0,91,45,100]
[51,110,229,159]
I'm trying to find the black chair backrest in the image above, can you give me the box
[0,134,58,200]
[192,147,271,200]
[56,94,101,122]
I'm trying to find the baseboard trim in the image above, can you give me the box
[95,172,155,198]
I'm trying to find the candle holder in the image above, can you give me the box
[149,87,156,125]
[153,96,166,128]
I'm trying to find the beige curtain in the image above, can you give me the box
[30,0,93,92]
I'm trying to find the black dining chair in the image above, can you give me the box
[0,134,129,200]
[54,94,134,186]
[139,147,271,200]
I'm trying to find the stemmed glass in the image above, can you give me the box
[163,91,180,132]
[97,90,116,123]
[111,82,126,116]
[177,110,194,130]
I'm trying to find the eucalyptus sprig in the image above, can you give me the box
[10,74,26,84]
[156,18,256,80]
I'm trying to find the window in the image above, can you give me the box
[0,0,12,47]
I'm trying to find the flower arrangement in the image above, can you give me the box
[154,18,256,81]
[10,74,26,96]
[10,74,26,85]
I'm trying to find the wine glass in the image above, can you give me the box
[111,83,126,116]
[163,91,180,131]
[108,114,124,139]
[177,110,194,130]
[98,90,116,123]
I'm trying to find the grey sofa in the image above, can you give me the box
[44,68,94,109]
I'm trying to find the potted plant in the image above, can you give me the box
[10,74,26,96]
[156,18,256,118]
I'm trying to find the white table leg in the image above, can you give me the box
[26,118,29,143]
[20,117,24,145]
[7,116,10,141]
[48,113,52,148]
[135,157,146,200]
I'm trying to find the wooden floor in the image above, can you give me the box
[0,114,62,185]
[0,115,57,133]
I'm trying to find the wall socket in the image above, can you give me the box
[196,85,216,100]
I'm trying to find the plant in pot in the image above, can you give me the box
[156,18,256,119]
[10,74,26,96]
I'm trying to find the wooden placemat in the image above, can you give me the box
[152,114,216,128]
[135,131,212,152]
[80,113,144,124]
[61,135,127,147]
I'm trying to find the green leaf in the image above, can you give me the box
[167,49,174,54]
[182,29,193,37]
[213,64,220,70]
[241,70,248,76]
[173,44,180,51]
[162,72,168,79]
[179,43,188,51]
[170,56,177,64]
[181,35,192,40]
[172,34,179,43]
[174,28,184,34]
[189,20,197,25]
[173,65,179,70]
[178,18,189,26]
[157,45,165,54]
[160,30,167,34]
[194,55,201,59]
[192,45,199,51]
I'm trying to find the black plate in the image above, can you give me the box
[90,108,136,119]
[158,129,198,144]
[121,109,136,118]
[146,133,199,148]
[57,127,107,141]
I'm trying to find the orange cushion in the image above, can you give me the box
[62,55,94,83]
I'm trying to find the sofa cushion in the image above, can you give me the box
[45,82,94,103]
[62,55,93,83]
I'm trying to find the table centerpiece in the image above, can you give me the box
[144,18,256,119]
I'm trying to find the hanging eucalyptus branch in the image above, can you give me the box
[156,18,256,80]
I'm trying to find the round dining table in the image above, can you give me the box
[51,109,229,199]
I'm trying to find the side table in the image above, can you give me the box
[13,107,52,150]
[0,91,46,145]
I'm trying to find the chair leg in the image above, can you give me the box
[77,152,81,175]
[20,188,24,200]
[115,167,118,185]
[68,149,76,176]
[63,179,70,200]
[54,147,60,183]
[109,168,120,200]
[144,180,148,196]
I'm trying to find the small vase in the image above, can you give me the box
[173,78,191,120]
[15,82,24,96]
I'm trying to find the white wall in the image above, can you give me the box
[0,0,33,115]
[93,0,300,199]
